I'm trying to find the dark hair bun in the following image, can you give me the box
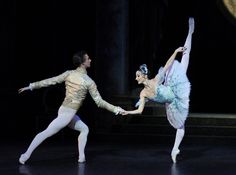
[139,64,148,75]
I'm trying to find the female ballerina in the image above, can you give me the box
[18,51,124,164]
[122,17,194,163]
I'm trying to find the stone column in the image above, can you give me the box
[95,0,129,95]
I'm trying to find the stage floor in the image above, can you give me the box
[0,138,236,175]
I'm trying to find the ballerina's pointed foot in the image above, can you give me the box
[171,149,180,163]
[19,154,29,165]
[189,17,195,34]
[78,156,86,164]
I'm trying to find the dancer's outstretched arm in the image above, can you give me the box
[122,90,146,115]
[88,80,124,115]
[154,47,185,83]
[162,47,186,74]
[18,86,31,93]
[18,71,70,93]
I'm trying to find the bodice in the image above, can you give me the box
[150,84,175,103]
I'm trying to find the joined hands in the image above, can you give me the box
[116,107,128,115]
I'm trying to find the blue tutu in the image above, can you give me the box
[151,60,191,129]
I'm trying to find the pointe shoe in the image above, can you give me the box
[171,149,180,163]
[19,154,29,165]
[188,17,195,34]
[78,156,86,163]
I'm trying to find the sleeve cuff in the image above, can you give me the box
[115,106,122,115]
[29,83,33,91]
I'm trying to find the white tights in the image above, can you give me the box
[181,17,194,73]
[20,106,89,163]
[68,115,89,162]
[172,18,194,157]
[172,127,185,152]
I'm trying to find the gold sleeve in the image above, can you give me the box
[30,71,71,90]
[88,81,119,114]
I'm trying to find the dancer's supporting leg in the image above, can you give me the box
[171,127,185,163]
[181,17,194,73]
[68,115,89,163]
[19,106,76,164]
[171,18,194,163]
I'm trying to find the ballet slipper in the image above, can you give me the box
[171,149,180,163]
[78,156,86,163]
[19,154,29,164]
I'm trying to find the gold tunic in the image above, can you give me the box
[29,67,119,114]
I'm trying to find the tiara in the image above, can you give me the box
[139,64,148,75]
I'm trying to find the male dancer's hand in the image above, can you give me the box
[18,86,31,94]
[116,107,125,115]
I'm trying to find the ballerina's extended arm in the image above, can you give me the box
[154,47,186,82]
[122,90,146,115]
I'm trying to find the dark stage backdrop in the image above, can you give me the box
[1,0,236,137]
[128,0,236,114]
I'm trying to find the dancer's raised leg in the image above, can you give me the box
[181,17,194,73]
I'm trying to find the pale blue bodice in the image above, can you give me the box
[150,84,175,103]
